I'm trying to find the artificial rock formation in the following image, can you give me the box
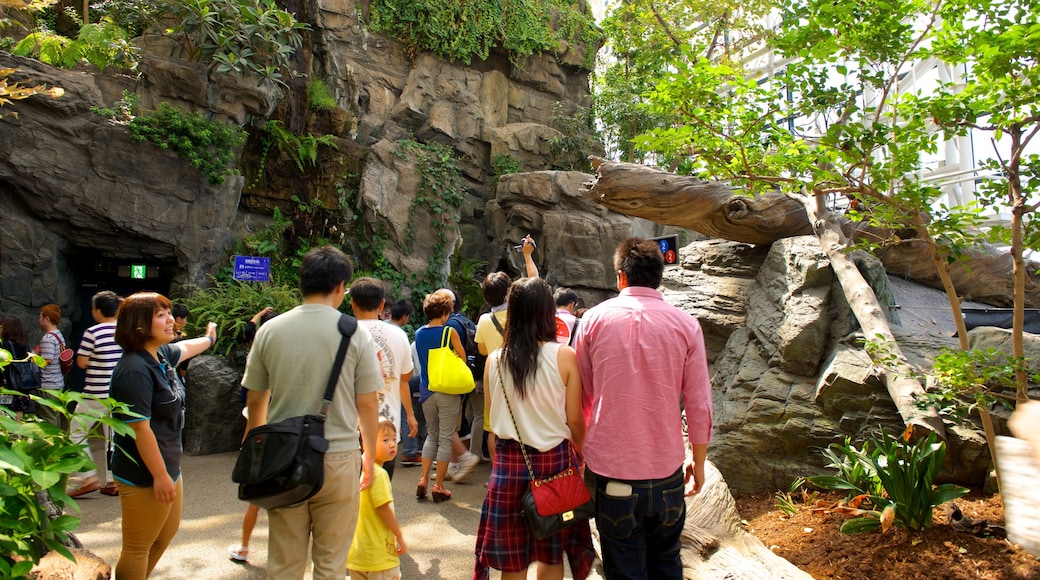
[669,236,1001,493]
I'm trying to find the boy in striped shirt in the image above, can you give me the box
[67,290,124,497]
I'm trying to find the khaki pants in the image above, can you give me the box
[267,449,362,580]
[115,478,184,580]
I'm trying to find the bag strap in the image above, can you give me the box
[567,319,579,347]
[439,325,452,349]
[496,360,537,479]
[48,331,66,351]
[491,314,504,336]
[319,314,358,419]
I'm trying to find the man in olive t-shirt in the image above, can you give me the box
[242,246,382,580]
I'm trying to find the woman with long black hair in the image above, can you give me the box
[473,277,594,580]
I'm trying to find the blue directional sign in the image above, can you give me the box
[233,256,271,282]
[649,234,679,266]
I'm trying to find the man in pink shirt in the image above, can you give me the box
[574,237,712,579]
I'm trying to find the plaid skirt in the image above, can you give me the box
[473,438,595,580]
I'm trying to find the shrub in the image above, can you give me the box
[128,103,246,185]
[0,374,135,578]
[157,0,308,87]
[809,427,969,534]
[12,21,139,71]
[175,278,300,366]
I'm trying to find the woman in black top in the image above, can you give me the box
[109,293,215,579]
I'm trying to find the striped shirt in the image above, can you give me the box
[77,322,122,396]
[38,331,66,390]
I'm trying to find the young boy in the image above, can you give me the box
[348,419,407,579]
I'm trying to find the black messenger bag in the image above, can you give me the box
[232,314,357,509]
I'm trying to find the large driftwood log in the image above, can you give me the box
[680,460,813,579]
[581,158,1040,308]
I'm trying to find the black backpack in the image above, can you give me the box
[448,312,482,379]
[3,341,41,393]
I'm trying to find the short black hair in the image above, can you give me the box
[389,299,414,320]
[614,237,664,288]
[171,303,189,319]
[300,246,353,296]
[93,290,124,318]
[553,287,578,308]
[482,272,511,307]
[350,277,386,312]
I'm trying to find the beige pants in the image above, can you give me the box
[115,478,183,580]
[267,449,362,580]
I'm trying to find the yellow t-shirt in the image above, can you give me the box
[347,465,398,572]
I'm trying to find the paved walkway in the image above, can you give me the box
[74,452,600,579]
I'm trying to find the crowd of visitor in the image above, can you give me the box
[0,235,713,580]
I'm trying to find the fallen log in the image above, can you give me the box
[581,157,1040,308]
[680,460,813,579]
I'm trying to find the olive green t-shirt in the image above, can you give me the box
[242,304,382,453]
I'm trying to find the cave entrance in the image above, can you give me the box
[65,247,177,391]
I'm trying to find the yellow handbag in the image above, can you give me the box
[427,326,476,395]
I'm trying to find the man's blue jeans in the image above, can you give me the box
[587,467,686,580]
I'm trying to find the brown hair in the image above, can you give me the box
[422,290,454,320]
[377,418,398,437]
[115,292,173,351]
[39,304,61,326]
[1,316,27,347]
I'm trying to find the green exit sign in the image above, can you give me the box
[130,264,146,279]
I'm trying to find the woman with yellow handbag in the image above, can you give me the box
[413,290,471,502]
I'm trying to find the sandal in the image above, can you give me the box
[227,544,249,562]
[416,475,428,500]
[431,484,452,503]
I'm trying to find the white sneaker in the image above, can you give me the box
[451,452,480,484]
[444,462,459,481]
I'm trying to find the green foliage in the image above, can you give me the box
[397,139,464,267]
[0,391,136,578]
[368,0,600,68]
[175,278,300,365]
[256,120,338,180]
[774,477,816,517]
[806,437,885,500]
[594,0,772,163]
[90,89,139,123]
[447,249,487,318]
[811,428,969,534]
[128,102,246,185]
[12,21,139,71]
[92,0,160,38]
[307,79,338,112]
[548,103,597,172]
[156,0,308,86]
[489,153,522,195]
[917,348,1029,421]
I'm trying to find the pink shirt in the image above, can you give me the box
[575,286,712,480]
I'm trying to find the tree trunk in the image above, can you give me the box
[581,157,1040,308]
[803,194,946,438]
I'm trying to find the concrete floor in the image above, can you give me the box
[74,451,599,579]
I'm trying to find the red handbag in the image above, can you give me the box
[497,362,594,539]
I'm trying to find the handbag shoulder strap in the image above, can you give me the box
[491,313,504,335]
[496,359,537,479]
[319,314,358,418]
[567,319,579,347]
[439,325,452,348]
[48,331,66,350]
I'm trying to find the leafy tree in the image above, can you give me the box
[594,0,772,163]
[603,0,1040,436]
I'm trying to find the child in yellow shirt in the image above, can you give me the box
[349,419,407,579]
